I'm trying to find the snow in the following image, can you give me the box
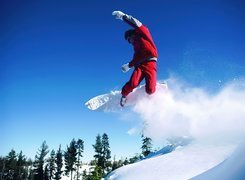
[85,83,168,112]
[86,79,245,180]
[61,164,95,180]
[131,79,245,143]
[106,142,235,180]
[192,142,245,180]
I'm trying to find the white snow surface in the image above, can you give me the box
[193,142,245,179]
[106,142,235,180]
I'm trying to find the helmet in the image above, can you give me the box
[124,29,135,40]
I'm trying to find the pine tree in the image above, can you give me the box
[75,139,84,180]
[33,141,49,180]
[92,134,103,178]
[123,158,129,165]
[47,150,56,179]
[92,133,111,177]
[54,145,63,180]
[141,135,152,157]
[90,165,102,180]
[26,158,34,180]
[111,156,123,171]
[0,156,6,180]
[82,170,88,180]
[43,164,49,180]
[16,151,28,180]
[64,139,77,180]
[101,133,111,175]
[93,134,103,168]
[5,149,17,179]
[28,170,34,180]
[2,150,30,180]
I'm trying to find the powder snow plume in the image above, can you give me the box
[131,78,245,144]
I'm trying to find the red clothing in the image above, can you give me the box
[121,61,157,97]
[121,14,158,97]
[129,25,158,68]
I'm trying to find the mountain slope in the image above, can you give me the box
[106,142,235,180]
[192,142,245,180]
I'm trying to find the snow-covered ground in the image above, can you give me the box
[106,141,236,180]
[192,142,245,180]
[61,164,95,180]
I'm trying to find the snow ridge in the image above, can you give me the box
[106,141,235,180]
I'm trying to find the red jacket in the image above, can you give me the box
[123,15,158,68]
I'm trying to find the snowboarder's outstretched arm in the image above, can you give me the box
[112,11,158,69]
[112,11,142,29]
[112,10,156,48]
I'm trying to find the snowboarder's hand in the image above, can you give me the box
[112,11,125,20]
[121,63,130,73]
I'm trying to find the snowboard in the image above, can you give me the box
[85,83,168,112]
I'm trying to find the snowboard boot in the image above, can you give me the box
[120,96,127,107]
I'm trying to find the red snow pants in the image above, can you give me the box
[121,61,157,97]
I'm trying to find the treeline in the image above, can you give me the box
[0,133,152,180]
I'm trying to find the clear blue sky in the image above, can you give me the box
[1,0,244,161]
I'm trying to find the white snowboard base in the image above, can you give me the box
[85,83,168,112]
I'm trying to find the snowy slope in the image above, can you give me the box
[106,142,235,180]
[192,142,245,180]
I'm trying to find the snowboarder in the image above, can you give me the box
[112,11,158,107]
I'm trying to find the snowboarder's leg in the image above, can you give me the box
[143,61,157,95]
[121,67,144,97]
